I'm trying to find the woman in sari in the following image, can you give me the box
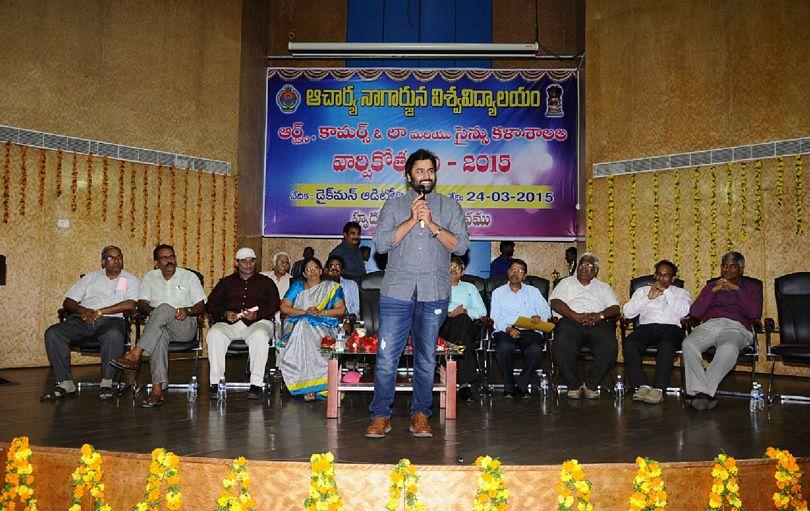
[278,257,346,401]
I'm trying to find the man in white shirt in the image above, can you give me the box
[41,246,140,401]
[549,252,620,399]
[110,244,206,407]
[261,251,292,332]
[490,259,551,398]
[622,260,691,404]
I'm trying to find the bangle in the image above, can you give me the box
[432,225,442,238]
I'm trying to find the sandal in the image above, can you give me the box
[40,386,76,402]
[140,394,164,408]
[109,357,139,371]
[304,392,316,402]
[99,387,116,401]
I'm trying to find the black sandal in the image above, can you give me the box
[40,386,76,402]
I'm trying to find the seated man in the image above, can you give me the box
[550,252,620,399]
[261,251,292,334]
[622,259,691,404]
[206,248,280,399]
[41,246,140,401]
[683,251,762,411]
[110,244,206,407]
[323,255,359,317]
[490,259,551,398]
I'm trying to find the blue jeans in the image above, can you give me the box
[369,292,448,419]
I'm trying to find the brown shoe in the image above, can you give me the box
[365,417,392,438]
[409,412,433,438]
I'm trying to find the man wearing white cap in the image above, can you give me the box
[205,247,280,399]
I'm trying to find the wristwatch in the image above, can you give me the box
[432,225,442,238]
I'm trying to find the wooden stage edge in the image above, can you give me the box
[2,442,805,510]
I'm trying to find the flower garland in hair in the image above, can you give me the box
[129,162,137,239]
[196,169,203,270]
[673,169,681,267]
[155,164,163,245]
[765,447,808,511]
[2,142,11,223]
[18,145,27,216]
[473,456,509,511]
[232,173,239,257]
[0,436,39,511]
[215,457,256,511]
[607,175,615,287]
[725,162,733,252]
[143,164,150,246]
[628,457,667,511]
[796,155,804,235]
[118,160,126,229]
[706,453,742,511]
[709,167,718,265]
[652,172,660,263]
[628,173,637,278]
[586,177,594,247]
[69,444,110,511]
[387,458,423,511]
[85,153,94,213]
[221,172,228,275]
[303,452,343,511]
[693,167,702,286]
[71,152,79,212]
[55,148,64,198]
[182,167,189,263]
[134,448,182,511]
[739,162,748,241]
[37,148,46,207]
[754,161,763,231]
[169,166,176,245]
[210,171,217,283]
[776,157,785,207]
[557,459,593,511]
[101,155,109,221]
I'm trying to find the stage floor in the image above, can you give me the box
[2,360,809,466]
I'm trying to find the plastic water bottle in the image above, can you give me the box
[614,375,625,399]
[749,382,760,412]
[217,377,227,402]
[539,371,549,395]
[186,376,198,403]
[757,383,766,411]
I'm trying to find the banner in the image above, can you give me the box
[264,68,578,240]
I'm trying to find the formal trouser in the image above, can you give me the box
[622,323,684,389]
[493,330,543,393]
[682,317,752,397]
[138,304,197,387]
[44,315,126,383]
[552,317,618,390]
[369,292,448,419]
[439,313,479,384]
[207,319,274,386]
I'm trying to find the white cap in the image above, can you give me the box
[235,247,256,260]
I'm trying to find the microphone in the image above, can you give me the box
[416,184,427,228]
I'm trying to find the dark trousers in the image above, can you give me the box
[622,323,684,389]
[552,317,617,390]
[439,313,479,384]
[44,315,126,382]
[493,330,543,393]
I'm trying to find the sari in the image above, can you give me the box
[278,279,344,397]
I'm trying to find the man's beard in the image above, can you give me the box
[412,179,435,193]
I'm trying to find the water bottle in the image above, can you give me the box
[217,377,227,402]
[186,376,198,403]
[539,371,549,395]
[749,382,760,412]
[614,375,625,399]
[758,383,766,411]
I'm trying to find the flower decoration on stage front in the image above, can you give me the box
[473,455,509,511]
[134,448,182,511]
[304,452,343,511]
[628,457,667,511]
[673,169,681,267]
[754,161,763,231]
[557,458,593,511]
[85,152,93,214]
[652,172,660,263]
[215,456,256,511]
[55,148,64,198]
[628,173,637,278]
[709,167,718,265]
[705,453,742,511]
[765,447,808,511]
[725,162,733,253]
[2,142,11,223]
[101,155,109,221]
[0,436,38,511]
[776,157,785,208]
[739,162,748,241]
[693,167,702,286]
[388,458,424,511]
[71,151,79,212]
[69,444,110,511]
[18,145,27,216]
[155,164,163,246]
[37,148,46,208]
[795,155,803,235]
[607,175,615,288]
[586,177,594,247]
[118,160,126,229]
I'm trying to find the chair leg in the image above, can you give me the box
[768,359,777,405]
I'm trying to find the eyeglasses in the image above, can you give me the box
[326,264,342,270]
[304,267,321,273]
[157,254,176,261]
[508,268,526,274]
[578,262,596,269]
[104,255,123,261]
[449,266,463,273]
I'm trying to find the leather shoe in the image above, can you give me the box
[409,412,433,438]
[109,357,138,371]
[365,417,392,438]
[246,385,263,400]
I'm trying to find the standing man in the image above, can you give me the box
[366,148,469,438]
[206,248,280,399]
[682,251,762,410]
[41,246,140,401]
[489,241,515,277]
[565,247,578,276]
[329,221,366,279]
[110,244,206,407]
[291,247,314,279]
[622,260,691,404]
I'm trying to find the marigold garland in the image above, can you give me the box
[304,452,343,511]
[155,164,163,246]
[142,164,150,246]
[2,142,11,223]
[55,148,64,198]
[221,172,228,275]
[210,171,218,283]
[754,161,763,231]
[557,459,593,511]
[473,455,509,511]
[169,166,176,246]
[628,174,637,278]
[739,162,748,242]
[693,167,702,286]
[0,436,38,511]
[37,149,46,208]
[216,456,256,511]
[18,145,27,216]
[652,172,660,263]
[795,155,804,235]
[765,447,808,511]
[673,169,681,267]
[101,155,109,221]
[129,163,137,239]
[387,458,424,511]
[709,167,718,265]
[776,157,785,208]
[118,160,126,229]
[196,169,203,270]
[628,457,667,511]
[69,444,110,511]
[85,153,94,214]
[706,453,742,511]
[134,448,182,511]
[71,152,79,212]
[232,173,239,258]
[607,175,616,287]
[725,162,733,252]
[586,178,594,249]
[182,167,189,263]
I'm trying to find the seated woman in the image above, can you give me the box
[440,256,487,401]
[278,257,346,401]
